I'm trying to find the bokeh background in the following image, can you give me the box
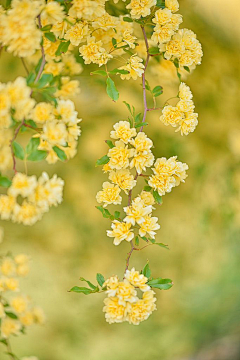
[1,0,240,359]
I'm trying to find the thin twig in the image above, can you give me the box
[34,15,46,84]
[21,58,29,75]
[6,339,15,360]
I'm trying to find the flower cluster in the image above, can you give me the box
[160,82,198,135]
[0,253,45,340]
[103,268,156,325]
[0,172,64,225]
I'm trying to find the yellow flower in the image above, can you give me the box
[130,132,153,152]
[110,121,136,144]
[160,105,184,127]
[109,169,136,193]
[104,276,119,297]
[9,173,37,198]
[139,215,160,239]
[19,311,34,326]
[42,120,68,146]
[16,264,30,277]
[176,112,198,136]
[139,190,155,206]
[152,24,174,44]
[62,54,83,76]
[32,306,46,324]
[165,0,179,12]
[96,182,122,207]
[14,254,29,265]
[119,55,145,80]
[69,0,105,21]
[41,1,65,25]
[130,150,154,174]
[1,318,21,338]
[128,292,156,325]
[0,195,16,220]
[124,197,152,225]
[126,0,157,19]
[12,201,42,226]
[55,77,80,99]
[107,220,134,245]
[116,279,138,305]
[108,141,133,170]
[125,268,150,292]
[122,30,137,49]
[93,13,117,30]
[11,296,28,314]
[179,82,193,101]
[65,22,89,46]
[31,102,54,124]
[0,85,10,117]
[153,8,172,26]
[1,258,16,276]
[0,302,5,318]
[55,99,78,124]
[79,36,112,66]
[103,296,129,324]
[5,278,19,291]
[44,60,64,76]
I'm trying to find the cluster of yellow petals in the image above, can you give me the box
[103,268,156,325]
[0,253,45,339]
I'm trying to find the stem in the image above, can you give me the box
[124,26,152,273]
[9,14,46,173]
[6,339,14,360]
[21,58,29,75]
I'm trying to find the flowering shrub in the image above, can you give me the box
[0,0,203,354]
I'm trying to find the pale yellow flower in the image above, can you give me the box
[116,279,138,305]
[9,173,37,198]
[65,22,89,46]
[12,201,42,226]
[0,195,16,220]
[109,169,136,193]
[130,150,154,174]
[107,220,134,245]
[31,102,54,124]
[139,215,160,239]
[126,0,157,19]
[62,54,83,75]
[119,55,145,80]
[179,82,193,101]
[130,132,153,152]
[110,121,136,144]
[125,268,150,292]
[103,296,129,324]
[124,197,152,225]
[96,182,122,207]
[176,112,198,136]
[1,318,21,338]
[42,120,68,146]
[19,311,34,326]
[5,278,19,291]
[44,60,64,76]
[11,296,28,314]
[160,105,184,127]
[139,191,155,206]
[108,140,133,170]
[165,0,179,12]
[41,1,65,25]
[1,258,16,276]
[0,302,5,318]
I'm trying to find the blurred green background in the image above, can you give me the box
[1,0,240,359]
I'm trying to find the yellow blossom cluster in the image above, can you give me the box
[0,129,13,172]
[160,82,198,135]
[103,268,156,325]
[148,156,188,196]
[0,252,45,344]
[0,172,64,225]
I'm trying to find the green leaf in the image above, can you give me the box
[155,243,169,250]
[106,140,114,148]
[184,66,190,73]
[96,155,110,166]
[37,73,54,88]
[0,176,12,188]
[41,25,52,32]
[177,71,181,81]
[12,141,24,160]
[123,101,132,115]
[134,112,142,124]
[91,70,107,77]
[44,32,56,42]
[143,186,152,192]
[27,150,48,161]
[123,17,133,22]
[55,40,70,56]
[53,146,67,161]
[106,77,119,102]
[148,47,160,55]
[26,72,36,85]
[96,273,105,287]
[96,206,112,219]
[0,339,7,345]
[153,85,163,97]
[142,263,151,278]
[109,69,129,75]
[148,278,173,290]
[69,286,93,295]
[26,137,40,154]
[80,277,97,290]
[135,122,148,128]
[112,38,117,48]
[114,211,120,219]
[173,58,179,69]
[156,0,165,8]
[153,190,163,204]
[135,236,139,246]
[5,312,18,319]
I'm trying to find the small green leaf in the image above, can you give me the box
[53,146,67,161]
[80,277,97,290]
[26,137,40,154]
[153,85,163,97]
[69,286,93,295]
[26,72,36,85]
[37,73,54,88]
[173,58,179,69]
[135,122,148,128]
[153,190,163,204]
[12,141,24,160]
[5,312,18,319]
[41,25,52,32]
[143,185,151,192]
[91,70,107,77]
[112,38,117,48]
[109,69,130,75]
[135,236,139,246]
[106,140,114,148]
[96,206,112,219]
[177,71,181,81]
[55,40,70,56]
[96,155,110,166]
[106,77,119,102]
[184,66,190,73]
[96,273,105,287]
[0,176,12,188]
[156,0,165,8]
[142,263,151,278]
[148,47,160,55]
[123,17,133,22]
[27,150,48,161]
[134,112,142,124]
[44,32,56,42]
[155,243,169,250]
[123,101,132,115]
[114,211,120,219]
[148,278,173,290]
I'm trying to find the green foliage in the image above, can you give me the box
[55,40,70,56]
[106,77,119,102]
[5,312,18,319]
[91,70,107,76]
[96,206,115,220]
[12,141,25,160]
[53,146,67,161]
[96,155,110,166]
[142,262,151,278]
[153,190,163,204]
[44,32,56,42]
[80,277,98,290]
[152,85,163,97]
[105,140,114,148]
[147,278,173,290]
[69,287,93,295]
[123,17,133,22]
[26,137,40,155]
[156,0,165,8]
[96,273,105,287]
[27,150,48,162]
[37,74,54,88]
[148,47,160,55]
[0,175,12,188]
